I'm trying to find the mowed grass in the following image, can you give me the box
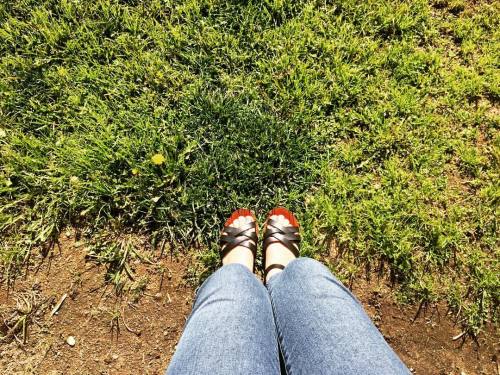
[0,0,498,335]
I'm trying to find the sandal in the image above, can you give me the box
[220,208,258,268]
[263,207,300,280]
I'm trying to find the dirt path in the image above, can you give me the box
[1,235,498,374]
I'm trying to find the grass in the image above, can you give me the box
[0,0,498,336]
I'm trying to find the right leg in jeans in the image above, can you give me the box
[267,258,410,375]
[166,263,280,375]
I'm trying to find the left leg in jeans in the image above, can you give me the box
[166,263,280,375]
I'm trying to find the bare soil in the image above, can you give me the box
[1,234,498,375]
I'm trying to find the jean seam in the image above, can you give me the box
[268,285,291,375]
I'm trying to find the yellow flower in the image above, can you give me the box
[57,66,68,77]
[131,168,139,175]
[70,176,79,184]
[151,153,166,165]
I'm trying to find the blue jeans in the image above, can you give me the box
[166,258,410,375]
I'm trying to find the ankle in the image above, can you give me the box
[223,247,254,272]
[264,242,296,280]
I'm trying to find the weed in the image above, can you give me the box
[0,288,51,344]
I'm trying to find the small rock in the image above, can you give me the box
[112,354,119,360]
[66,336,76,347]
[154,292,163,300]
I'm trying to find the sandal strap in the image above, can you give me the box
[220,221,257,259]
[263,218,300,258]
[264,263,285,278]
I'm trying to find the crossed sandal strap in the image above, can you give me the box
[220,221,258,259]
[263,218,300,258]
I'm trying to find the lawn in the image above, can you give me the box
[0,0,498,336]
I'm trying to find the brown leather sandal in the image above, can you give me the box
[220,208,258,268]
[263,207,300,280]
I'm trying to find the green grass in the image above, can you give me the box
[0,0,498,336]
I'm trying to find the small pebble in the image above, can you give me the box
[66,336,76,346]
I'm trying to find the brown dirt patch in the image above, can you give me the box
[1,235,498,375]
[353,278,499,375]
[0,235,194,375]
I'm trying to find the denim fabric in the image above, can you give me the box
[267,258,410,375]
[166,258,410,375]
[166,263,280,375]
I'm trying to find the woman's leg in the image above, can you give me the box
[267,258,410,375]
[167,211,280,375]
[166,263,280,375]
